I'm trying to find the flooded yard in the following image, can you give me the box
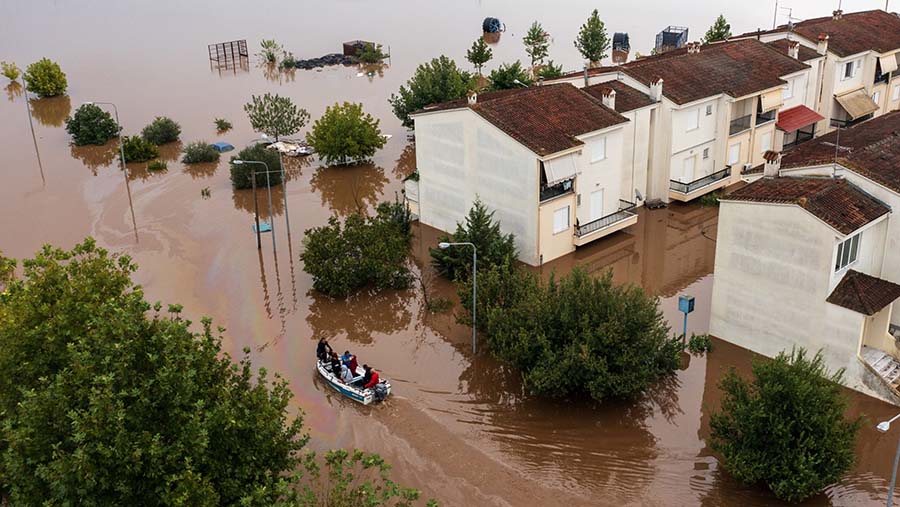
[1,0,899,505]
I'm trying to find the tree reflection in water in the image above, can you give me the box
[231,184,286,219]
[70,140,118,175]
[306,288,413,344]
[308,163,388,216]
[29,95,71,127]
[393,143,416,181]
[5,82,22,101]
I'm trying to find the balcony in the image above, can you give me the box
[669,166,731,201]
[756,109,776,126]
[540,178,574,202]
[729,114,751,136]
[574,200,639,246]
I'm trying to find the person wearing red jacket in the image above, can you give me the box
[363,366,380,389]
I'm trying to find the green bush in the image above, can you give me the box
[459,266,680,401]
[280,51,298,70]
[356,43,388,64]
[64,104,119,146]
[489,61,534,91]
[23,58,67,97]
[141,116,181,145]
[257,39,282,64]
[301,200,412,298]
[430,198,516,280]
[710,349,860,502]
[121,135,159,163]
[147,160,167,171]
[1,61,20,82]
[687,333,713,355]
[181,141,220,164]
[390,56,475,129]
[229,143,282,189]
[538,60,564,80]
[214,117,232,132]
[306,102,386,166]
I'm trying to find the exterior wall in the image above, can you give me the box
[827,218,888,291]
[647,99,674,202]
[724,131,751,171]
[833,52,868,96]
[782,71,811,110]
[890,75,900,112]
[671,99,718,153]
[413,109,540,264]
[709,201,879,397]
[538,193,576,262]
[865,306,897,358]
[573,127,626,224]
[620,107,652,205]
[750,122,777,166]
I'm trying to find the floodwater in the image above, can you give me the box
[1,0,899,505]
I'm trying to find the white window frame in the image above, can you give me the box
[782,79,794,100]
[705,104,713,116]
[686,108,700,131]
[760,131,772,154]
[591,137,607,163]
[843,60,861,80]
[834,233,861,272]
[728,143,740,165]
[893,84,900,101]
[553,206,570,234]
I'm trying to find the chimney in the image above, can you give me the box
[788,40,800,59]
[601,88,616,110]
[817,34,829,55]
[763,150,782,177]
[687,41,701,54]
[649,77,664,102]
[467,90,477,105]
[832,9,843,20]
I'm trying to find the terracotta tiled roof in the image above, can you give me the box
[582,81,656,113]
[722,177,890,234]
[827,270,900,315]
[620,39,809,105]
[413,84,628,157]
[776,104,825,132]
[765,39,823,62]
[780,111,900,194]
[790,10,900,57]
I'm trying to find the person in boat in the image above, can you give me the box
[363,365,380,390]
[354,364,372,388]
[342,351,359,376]
[316,338,332,363]
[329,352,343,378]
[339,363,354,384]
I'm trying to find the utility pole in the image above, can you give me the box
[773,0,779,29]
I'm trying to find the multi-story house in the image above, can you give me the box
[737,9,900,132]
[408,84,649,265]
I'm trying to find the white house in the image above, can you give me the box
[710,170,900,402]
[409,83,644,265]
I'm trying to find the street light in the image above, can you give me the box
[84,101,138,243]
[234,159,276,251]
[260,134,292,235]
[878,413,900,507]
[438,241,477,354]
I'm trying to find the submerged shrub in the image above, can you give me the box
[141,116,181,145]
[121,135,159,163]
[1,61,20,82]
[147,160,167,172]
[687,333,713,355]
[214,118,232,132]
[182,141,220,164]
[65,104,119,146]
[23,58,67,97]
[305,102,386,166]
[229,143,282,189]
[356,43,388,64]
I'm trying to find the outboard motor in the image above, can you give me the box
[373,383,389,401]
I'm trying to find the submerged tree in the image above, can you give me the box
[429,199,517,280]
[229,142,282,189]
[574,9,610,66]
[305,102,386,166]
[23,58,67,97]
[702,14,732,44]
[523,21,551,69]
[244,93,310,141]
[389,56,475,129]
[141,116,181,145]
[710,349,860,503]
[488,61,534,91]
[466,37,493,75]
[65,103,119,146]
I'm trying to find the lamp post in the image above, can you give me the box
[23,88,45,185]
[234,160,276,251]
[438,241,477,354]
[84,101,138,243]
[259,134,292,235]
[878,413,900,507]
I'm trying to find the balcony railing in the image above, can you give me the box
[756,109,776,126]
[540,178,574,202]
[575,200,637,237]
[670,166,731,194]
[729,114,751,136]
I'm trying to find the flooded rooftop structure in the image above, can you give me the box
[207,39,249,75]
[655,25,688,54]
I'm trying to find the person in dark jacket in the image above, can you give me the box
[330,352,342,377]
[355,364,373,388]
[364,368,380,389]
[316,338,332,362]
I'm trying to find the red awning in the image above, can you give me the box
[776,105,825,133]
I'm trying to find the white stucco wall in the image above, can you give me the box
[572,127,625,224]
[620,107,652,205]
[413,109,540,264]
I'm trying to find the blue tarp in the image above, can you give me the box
[212,142,234,153]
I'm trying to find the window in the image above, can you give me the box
[728,143,740,165]
[893,84,900,101]
[834,233,860,272]
[686,108,700,131]
[702,147,710,160]
[591,137,607,162]
[760,131,772,153]
[553,206,570,234]
[843,61,856,79]
[873,91,881,105]
[705,105,713,116]
[782,79,794,100]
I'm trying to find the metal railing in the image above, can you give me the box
[756,109,776,126]
[575,200,637,237]
[540,179,574,202]
[670,166,731,194]
[729,114,752,136]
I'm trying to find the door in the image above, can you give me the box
[682,156,695,183]
[590,189,605,222]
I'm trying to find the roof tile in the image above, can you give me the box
[582,81,656,113]
[827,269,900,315]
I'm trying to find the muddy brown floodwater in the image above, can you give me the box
[2,1,900,505]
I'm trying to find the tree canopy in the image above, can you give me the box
[305,102,386,166]
[702,15,732,44]
[574,9,610,66]
[429,198,517,280]
[23,58,67,97]
[466,37,493,75]
[244,93,310,141]
[65,103,119,146]
[488,61,534,91]
[710,349,860,503]
[523,21,551,68]
[229,142,283,189]
[141,116,182,145]
[389,56,475,129]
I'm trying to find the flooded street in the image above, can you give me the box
[2,0,899,505]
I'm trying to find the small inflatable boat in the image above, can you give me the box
[316,360,391,405]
